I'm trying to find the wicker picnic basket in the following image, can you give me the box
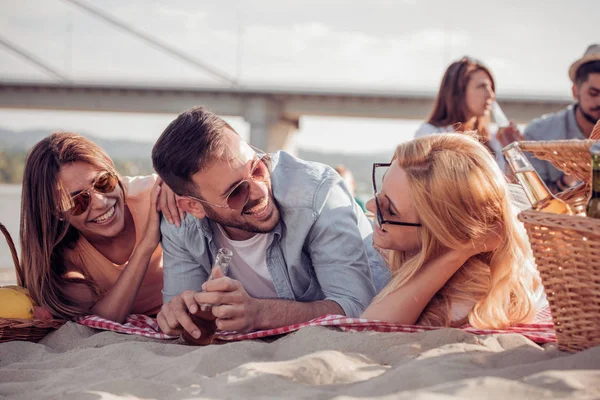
[0,223,65,343]
[517,138,600,352]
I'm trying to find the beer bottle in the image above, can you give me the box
[503,142,573,215]
[586,143,600,218]
[183,247,233,345]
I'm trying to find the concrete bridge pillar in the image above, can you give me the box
[243,97,299,155]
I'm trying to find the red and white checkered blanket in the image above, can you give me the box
[77,306,556,344]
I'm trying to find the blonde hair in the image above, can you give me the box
[376,133,541,329]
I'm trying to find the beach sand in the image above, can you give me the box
[1,323,599,399]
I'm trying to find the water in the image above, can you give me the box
[0,184,21,285]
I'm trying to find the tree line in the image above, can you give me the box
[0,150,154,184]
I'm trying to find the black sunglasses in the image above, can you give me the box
[372,163,422,230]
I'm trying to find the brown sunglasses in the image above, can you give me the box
[186,153,271,211]
[66,171,119,216]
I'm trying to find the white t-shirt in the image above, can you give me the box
[213,224,278,299]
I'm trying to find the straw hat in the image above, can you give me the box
[569,44,600,82]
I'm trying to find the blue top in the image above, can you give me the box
[523,104,585,186]
[160,151,390,317]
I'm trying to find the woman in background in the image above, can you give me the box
[415,56,521,171]
[362,133,545,329]
[19,132,182,323]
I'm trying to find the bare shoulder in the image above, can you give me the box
[121,174,158,197]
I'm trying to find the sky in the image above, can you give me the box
[0,0,597,153]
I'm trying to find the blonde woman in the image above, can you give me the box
[361,133,546,329]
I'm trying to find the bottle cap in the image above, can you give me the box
[502,141,520,153]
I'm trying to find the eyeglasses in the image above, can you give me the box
[187,153,271,210]
[372,163,422,230]
[66,171,119,216]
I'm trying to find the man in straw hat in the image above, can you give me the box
[524,44,600,192]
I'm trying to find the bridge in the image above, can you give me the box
[0,80,571,152]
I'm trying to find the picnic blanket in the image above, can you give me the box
[77,306,556,343]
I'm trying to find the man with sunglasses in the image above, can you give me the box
[152,106,385,339]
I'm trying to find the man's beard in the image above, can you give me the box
[578,103,600,125]
[203,193,280,234]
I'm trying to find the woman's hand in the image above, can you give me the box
[449,225,503,264]
[157,178,185,227]
[496,122,523,148]
[138,179,162,253]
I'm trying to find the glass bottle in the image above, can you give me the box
[492,101,511,128]
[183,247,233,345]
[208,247,233,280]
[586,143,600,219]
[503,142,573,215]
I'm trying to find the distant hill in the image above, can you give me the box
[0,128,154,160]
[0,127,393,195]
[0,128,155,181]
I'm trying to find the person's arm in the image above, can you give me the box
[361,250,470,324]
[496,122,523,148]
[197,275,342,332]
[302,176,377,317]
[160,215,209,305]
[156,210,213,335]
[124,175,184,227]
[158,270,344,339]
[89,180,162,323]
[361,231,503,324]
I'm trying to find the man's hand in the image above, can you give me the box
[195,276,260,333]
[157,290,213,339]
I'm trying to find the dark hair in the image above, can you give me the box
[152,106,234,197]
[20,132,119,318]
[428,56,495,141]
[575,61,600,86]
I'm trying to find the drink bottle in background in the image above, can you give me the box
[503,142,573,215]
[492,101,510,128]
[493,101,523,147]
[586,143,600,219]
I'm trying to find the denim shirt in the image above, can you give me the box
[524,104,585,186]
[160,151,387,317]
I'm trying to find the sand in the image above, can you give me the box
[1,322,599,399]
